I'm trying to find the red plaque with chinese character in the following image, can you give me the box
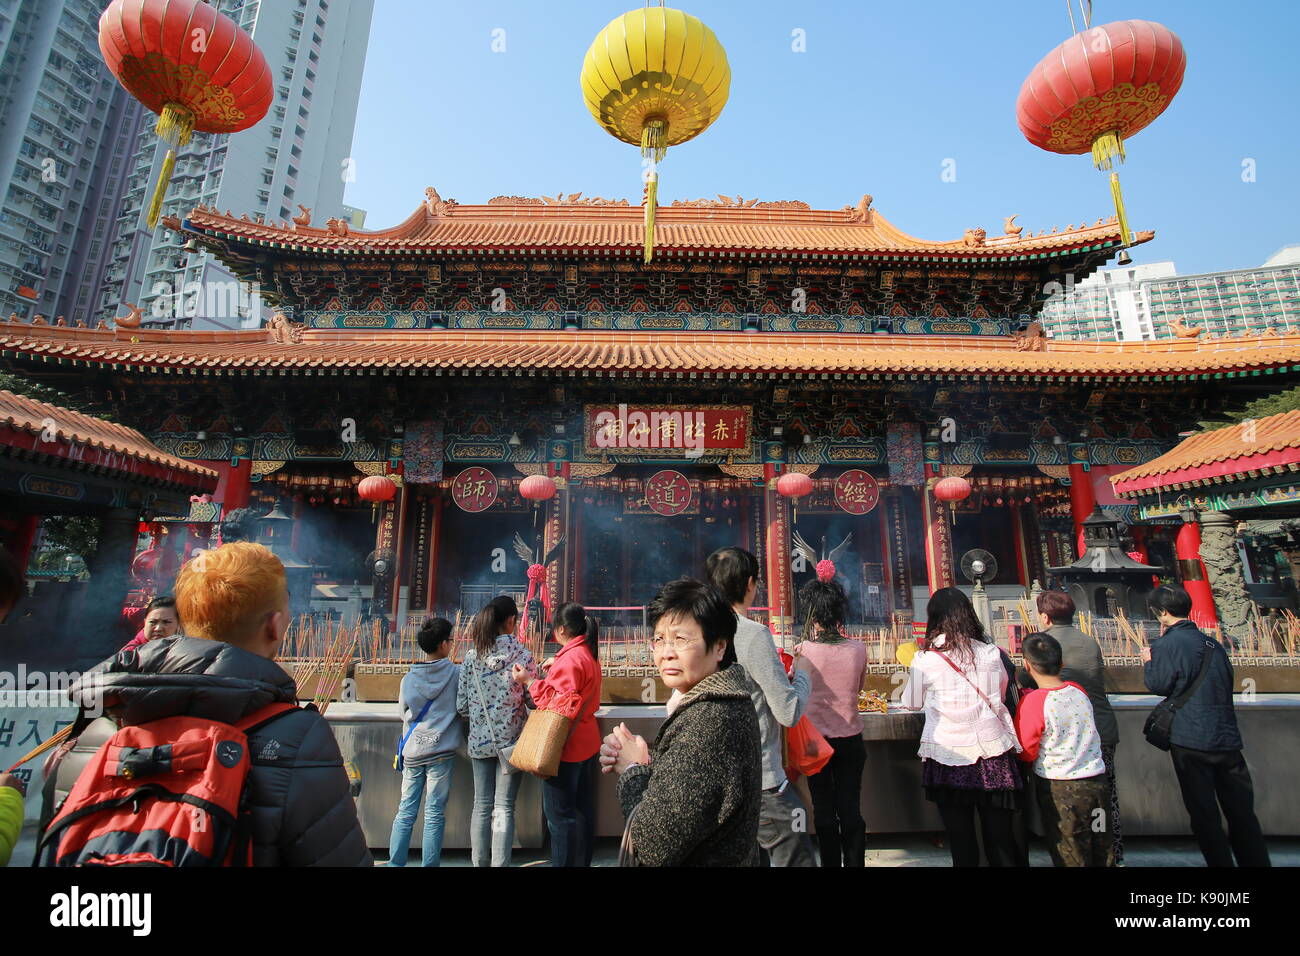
[451,466,498,513]
[834,469,880,515]
[644,470,692,516]
[583,405,751,457]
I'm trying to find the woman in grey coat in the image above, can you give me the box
[601,579,762,867]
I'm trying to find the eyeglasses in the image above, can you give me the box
[649,635,701,653]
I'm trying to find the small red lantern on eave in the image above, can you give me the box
[357,475,397,503]
[519,474,557,501]
[776,472,813,499]
[932,476,972,502]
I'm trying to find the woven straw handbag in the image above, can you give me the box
[508,708,571,778]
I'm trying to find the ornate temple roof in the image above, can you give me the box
[5,320,1300,381]
[170,191,1151,262]
[1112,410,1300,495]
[0,389,218,489]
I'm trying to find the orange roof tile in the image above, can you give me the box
[0,389,218,489]
[1112,410,1300,495]
[176,194,1148,260]
[4,321,1300,380]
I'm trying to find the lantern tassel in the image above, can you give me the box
[641,119,667,264]
[1091,130,1133,249]
[1108,171,1134,249]
[146,103,196,229]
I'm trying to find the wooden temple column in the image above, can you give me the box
[542,462,566,617]
[1067,448,1096,558]
[406,492,435,616]
[389,478,410,627]
[879,487,914,627]
[1175,508,1217,629]
[216,459,252,513]
[763,464,794,637]
[372,487,400,628]
[921,464,956,593]
[1012,500,1048,587]
[7,513,39,569]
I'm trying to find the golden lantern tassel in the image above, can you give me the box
[1108,171,1134,248]
[641,119,667,264]
[1091,130,1133,249]
[146,103,196,229]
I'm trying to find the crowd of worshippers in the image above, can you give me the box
[0,540,1270,868]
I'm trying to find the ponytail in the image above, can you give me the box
[470,595,518,657]
[552,601,599,661]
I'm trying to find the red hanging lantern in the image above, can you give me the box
[1017,19,1186,259]
[932,476,972,503]
[776,472,813,499]
[357,475,397,503]
[519,474,557,501]
[99,0,273,227]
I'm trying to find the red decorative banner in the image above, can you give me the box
[644,470,692,516]
[451,466,498,513]
[834,469,880,515]
[922,479,957,592]
[584,404,751,457]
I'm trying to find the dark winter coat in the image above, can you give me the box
[617,663,761,867]
[1144,620,1244,752]
[44,636,372,866]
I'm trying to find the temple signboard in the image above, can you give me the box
[584,405,751,458]
[643,470,693,516]
[834,469,880,515]
[451,466,498,513]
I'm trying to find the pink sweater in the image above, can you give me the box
[795,639,868,739]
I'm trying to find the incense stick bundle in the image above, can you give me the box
[4,722,75,774]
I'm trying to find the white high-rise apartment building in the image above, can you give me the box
[0,0,146,324]
[101,0,374,330]
[1038,261,1177,341]
[1040,251,1300,342]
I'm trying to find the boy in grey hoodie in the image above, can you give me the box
[388,618,462,867]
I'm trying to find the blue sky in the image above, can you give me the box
[343,1,1298,276]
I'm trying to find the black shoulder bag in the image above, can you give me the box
[1143,638,1216,752]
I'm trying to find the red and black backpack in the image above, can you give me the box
[37,702,297,867]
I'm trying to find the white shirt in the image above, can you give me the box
[900,636,1021,766]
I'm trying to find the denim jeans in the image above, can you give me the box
[470,756,523,867]
[387,753,455,867]
[542,755,599,867]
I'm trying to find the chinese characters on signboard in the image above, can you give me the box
[834,469,880,515]
[644,470,692,516]
[451,467,498,513]
[584,405,751,458]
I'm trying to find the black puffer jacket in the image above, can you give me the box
[1144,620,1244,752]
[46,636,371,866]
[617,663,761,866]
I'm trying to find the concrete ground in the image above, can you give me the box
[382,835,1300,867]
[19,815,1294,867]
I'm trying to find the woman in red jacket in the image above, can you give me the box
[512,602,602,867]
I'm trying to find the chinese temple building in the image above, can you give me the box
[1113,410,1300,639]
[0,389,217,669]
[5,189,1300,657]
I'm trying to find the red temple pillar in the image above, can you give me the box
[921,465,955,593]
[389,480,410,629]
[215,459,252,512]
[1067,456,1096,559]
[1176,511,1217,628]
[8,513,39,569]
[542,472,565,625]
[763,464,793,637]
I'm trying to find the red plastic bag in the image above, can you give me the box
[777,648,834,779]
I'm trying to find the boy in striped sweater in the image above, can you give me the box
[1015,632,1115,867]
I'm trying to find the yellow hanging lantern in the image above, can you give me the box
[580,5,730,263]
